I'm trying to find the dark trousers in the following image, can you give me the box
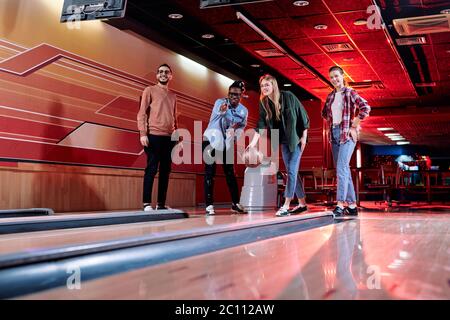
[143,134,175,205]
[203,141,240,206]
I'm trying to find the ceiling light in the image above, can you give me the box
[293,1,309,6]
[440,9,450,14]
[354,19,367,26]
[385,133,401,136]
[250,64,261,68]
[284,83,292,87]
[168,13,183,19]
[363,79,372,82]
[397,141,410,145]
[390,137,405,141]
[202,34,215,39]
[415,82,436,87]
[378,128,394,131]
[314,24,328,30]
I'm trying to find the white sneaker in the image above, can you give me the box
[143,204,153,212]
[276,206,290,217]
[206,205,215,215]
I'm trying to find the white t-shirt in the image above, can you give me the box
[331,91,344,125]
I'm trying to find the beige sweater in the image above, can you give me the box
[137,84,178,137]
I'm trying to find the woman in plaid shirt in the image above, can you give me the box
[322,66,371,217]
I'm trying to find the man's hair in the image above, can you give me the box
[329,65,344,74]
[157,63,172,73]
[229,80,245,92]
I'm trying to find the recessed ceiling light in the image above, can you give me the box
[293,1,309,6]
[202,34,215,39]
[390,136,405,140]
[314,24,328,30]
[284,83,292,87]
[397,141,410,145]
[378,128,394,131]
[354,19,367,26]
[250,64,261,68]
[440,9,450,14]
[363,79,372,82]
[168,13,183,19]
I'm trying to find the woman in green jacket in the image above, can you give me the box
[248,74,310,216]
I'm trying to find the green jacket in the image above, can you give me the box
[255,90,310,152]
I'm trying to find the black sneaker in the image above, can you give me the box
[289,205,308,215]
[231,203,247,214]
[332,206,345,217]
[156,205,171,210]
[345,206,358,216]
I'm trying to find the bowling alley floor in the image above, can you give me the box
[12,202,450,300]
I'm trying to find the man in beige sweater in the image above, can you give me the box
[137,64,178,211]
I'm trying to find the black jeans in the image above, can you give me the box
[143,134,175,205]
[203,141,240,206]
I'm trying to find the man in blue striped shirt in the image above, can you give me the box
[203,80,248,215]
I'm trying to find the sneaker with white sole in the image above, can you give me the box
[143,204,153,212]
[206,205,215,215]
[276,206,290,217]
[156,205,171,210]
[231,203,247,214]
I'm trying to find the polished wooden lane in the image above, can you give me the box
[0,208,328,256]
[19,211,450,299]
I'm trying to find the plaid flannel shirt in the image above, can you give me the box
[321,87,371,144]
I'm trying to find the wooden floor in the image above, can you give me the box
[15,207,450,300]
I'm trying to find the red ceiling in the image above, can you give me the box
[174,0,421,103]
[172,0,449,147]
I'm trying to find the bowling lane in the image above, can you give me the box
[0,209,328,256]
[20,211,450,300]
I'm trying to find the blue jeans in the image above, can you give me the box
[331,126,356,204]
[281,143,305,199]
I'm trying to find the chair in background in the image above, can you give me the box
[321,168,337,206]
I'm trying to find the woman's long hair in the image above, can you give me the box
[259,74,281,122]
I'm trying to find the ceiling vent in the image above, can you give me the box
[395,36,427,46]
[393,14,450,36]
[321,43,354,53]
[348,81,385,90]
[254,48,285,57]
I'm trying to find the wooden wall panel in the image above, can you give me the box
[0,162,196,213]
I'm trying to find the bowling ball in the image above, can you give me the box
[242,148,263,168]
